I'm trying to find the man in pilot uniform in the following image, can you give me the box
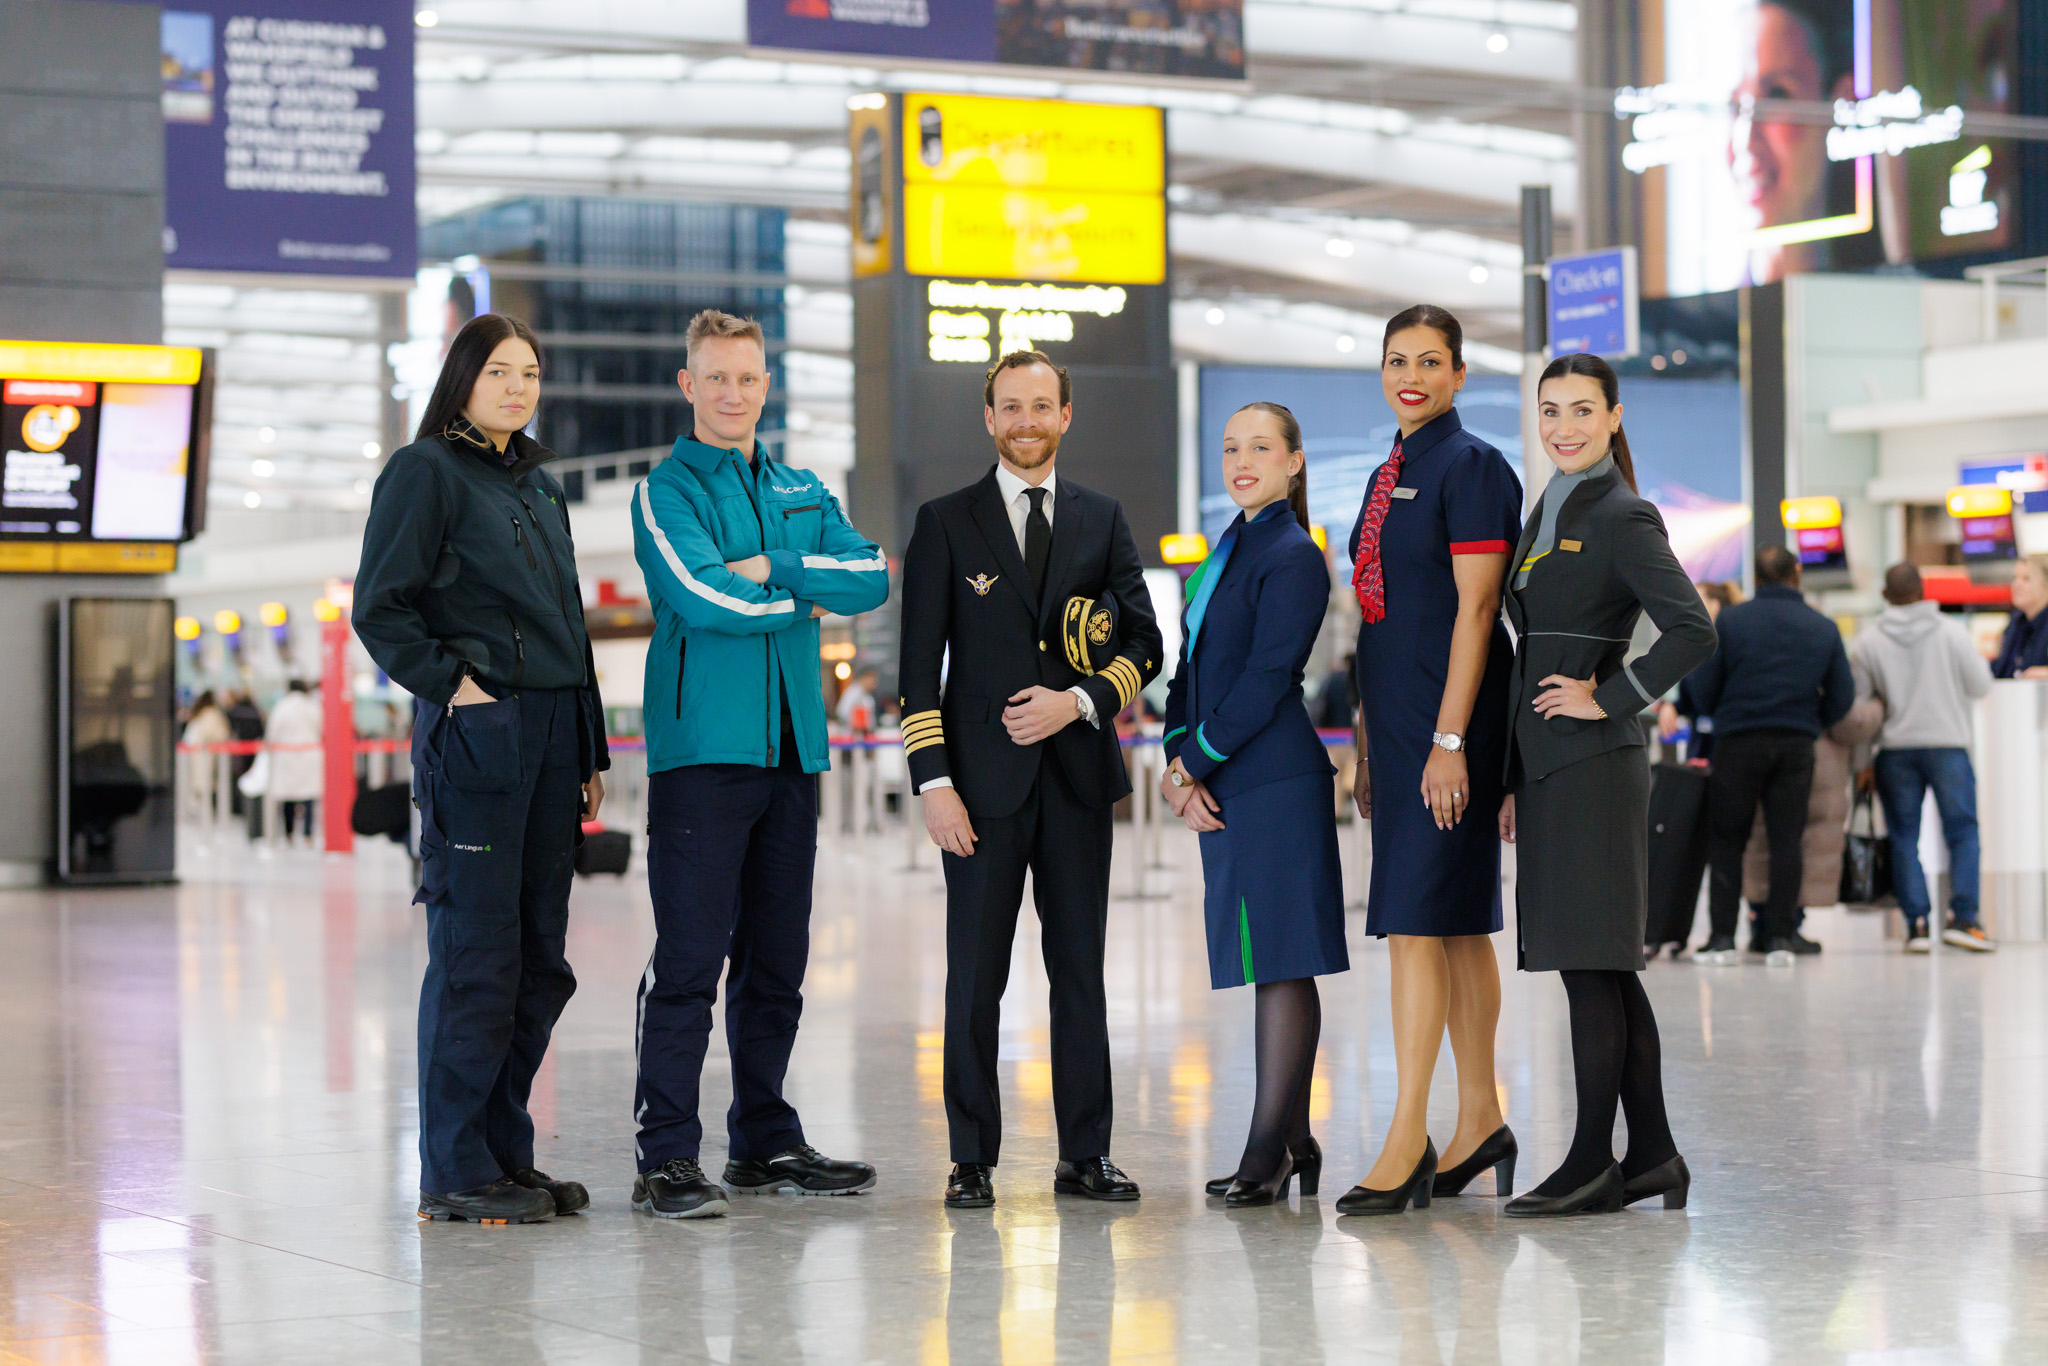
[897,349,1163,1208]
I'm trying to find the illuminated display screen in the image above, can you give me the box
[1626,0,2016,296]
[0,341,210,552]
[900,93,1167,285]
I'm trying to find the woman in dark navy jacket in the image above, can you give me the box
[1162,401,1348,1208]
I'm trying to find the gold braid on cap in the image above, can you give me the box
[901,709,945,756]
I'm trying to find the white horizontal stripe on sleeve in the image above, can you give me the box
[637,481,796,619]
[800,553,889,572]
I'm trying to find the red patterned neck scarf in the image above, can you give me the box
[1351,442,1404,623]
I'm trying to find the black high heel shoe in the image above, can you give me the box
[1334,1139,1436,1216]
[1206,1135,1321,1198]
[1223,1149,1295,1208]
[1502,1163,1624,1218]
[1431,1126,1517,1198]
[1621,1154,1690,1209]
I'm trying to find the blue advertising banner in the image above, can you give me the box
[1547,247,1638,359]
[156,1,416,278]
[749,0,1244,80]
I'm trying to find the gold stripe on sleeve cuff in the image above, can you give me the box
[901,709,945,755]
[1102,658,1141,707]
[904,733,946,756]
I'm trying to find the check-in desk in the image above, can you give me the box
[1976,681,2048,941]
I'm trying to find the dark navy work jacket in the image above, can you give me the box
[1163,504,1334,799]
[1685,582,1852,738]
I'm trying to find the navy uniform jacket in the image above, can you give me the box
[1163,505,1334,799]
[897,468,1163,818]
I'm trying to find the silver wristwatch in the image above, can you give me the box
[1432,732,1465,753]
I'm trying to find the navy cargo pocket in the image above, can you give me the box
[413,771,449,907]
[442,695,523,792]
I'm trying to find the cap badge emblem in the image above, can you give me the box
[967,573,999,597]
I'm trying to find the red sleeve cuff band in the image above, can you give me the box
[1449,539,1512,555]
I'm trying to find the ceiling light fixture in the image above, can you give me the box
[362,441,380,459]
[243,490,262,508]
[251,458,275,478]
[1335,334,1356,353]
[415,9,438,27]
[1325,238,1355,258]
[1469,264,1490,284]
[1205,306,1226,326]
[258,426,275,442]
[1486,31,1510,54]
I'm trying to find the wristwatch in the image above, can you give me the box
[1168,767,1192,787]
[1432,732,1465,753]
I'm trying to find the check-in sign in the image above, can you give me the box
[1548,247,1639,359]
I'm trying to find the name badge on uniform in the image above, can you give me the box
[1391,487,1419,500]
[1561,539,1583,552]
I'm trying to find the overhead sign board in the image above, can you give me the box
[156,1,417,278]
[900,93,1167,285]
[751,0,1245,80]
[1547,247,1639,360]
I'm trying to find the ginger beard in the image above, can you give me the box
[994,421,1061,471]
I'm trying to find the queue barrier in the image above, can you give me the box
[175,730,1370,892]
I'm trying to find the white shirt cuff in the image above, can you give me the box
[1069,685,1100,728]
[916,776,954,794]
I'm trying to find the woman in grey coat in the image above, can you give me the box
[1498,353,1717,1217]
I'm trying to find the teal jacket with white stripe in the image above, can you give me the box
[633,434,889,775]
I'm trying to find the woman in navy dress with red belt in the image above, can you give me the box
[1162,402,1349,1208]
[1336,305,1525,1215]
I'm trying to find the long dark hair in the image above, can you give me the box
[1538,352,1638,492]
[1232,401,1312,533]
[416,313,544,442]
[1381,303,1464,370]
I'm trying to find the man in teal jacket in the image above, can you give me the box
[629,310,890,1219]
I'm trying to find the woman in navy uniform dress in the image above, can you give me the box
[1337,305,1525,1216]
[1162,401,1349,1208]
[1498,353,1716,1216]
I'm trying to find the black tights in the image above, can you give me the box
[1237,978,1320,1180]
[1532,969,1678,1197]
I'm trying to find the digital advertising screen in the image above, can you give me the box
[0,342,212,574]
[152,0,417,278]
[751,0,1244,80]
[1621,0,2017,296]
[1196,369,1748,582]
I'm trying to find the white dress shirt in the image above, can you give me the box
[917,462,1098,797]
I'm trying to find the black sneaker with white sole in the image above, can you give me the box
[633,1158,731,1219]
[724,1145,876,1196]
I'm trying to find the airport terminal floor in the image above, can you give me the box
[2,827,2044,1365]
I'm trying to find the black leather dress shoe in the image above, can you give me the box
[1207,1136,1321,1198]
[1335,1139,1436,1215]
[510,1166,589,1215]
[633,1158,730,1220]
[1503,1163,1625,1218]
[946,1163,995,1208]
[1054,1156,1140,1201]
[724,1145,876,1196]
[1431,1126,1517,1198]
[1621,1154,1691,1209]
[418,1177,555,1224]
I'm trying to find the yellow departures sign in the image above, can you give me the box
[901,93,1166,285]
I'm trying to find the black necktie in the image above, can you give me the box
[1024,486,1051,602]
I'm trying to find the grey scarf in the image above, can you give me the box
[1516,453,1614,589]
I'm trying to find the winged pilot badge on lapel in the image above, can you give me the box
[967,573,1000,597]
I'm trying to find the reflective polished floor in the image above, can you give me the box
[3,820,2046,1365]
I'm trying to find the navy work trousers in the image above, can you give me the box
[412,687,582,1195]
[633,747,816,1171]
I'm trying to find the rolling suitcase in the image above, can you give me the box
[575,826,632,877]
[1645,762,1711,950]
